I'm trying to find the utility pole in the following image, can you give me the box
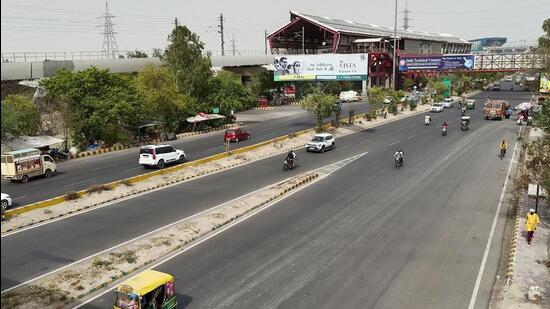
[100,2,119,59]
[402,0,411,30]
[231,34,236,56]
[265,29,268,55]
[302,26,305,54]
[218,13,225,56]
[174,17,178,28]
[392,0,398,89]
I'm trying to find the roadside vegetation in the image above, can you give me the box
[1,24,256,150]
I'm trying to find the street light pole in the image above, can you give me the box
[392,0,398,90]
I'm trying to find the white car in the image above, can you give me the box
[442,98,454,108]
[306,133,335,153]
[430,103,444,113]
[139,145,187,169]
[1,193,12,211]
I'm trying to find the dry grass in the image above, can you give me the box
[86,184,113,194]
[110,250,137,264]
[64,191,80,201]
[1,284,72,308]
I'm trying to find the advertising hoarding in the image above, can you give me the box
[398,54,476,72]
[273,54,368,81]
[540,73,550,93]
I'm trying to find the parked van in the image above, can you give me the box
[1,148,56,183]
[339,90,360,102]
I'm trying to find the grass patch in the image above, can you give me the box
[152,237,172,247]
[64,191,80,201]
[86,184,113,194]
[92,257,113,269]
[110,250,137,264]
[1,284,72,308]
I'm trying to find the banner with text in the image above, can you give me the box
[398,54,476,72]
[273,54,368,81]
[540,73,550,93]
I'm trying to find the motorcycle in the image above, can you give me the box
[49,148,69,159]
[282,158,295,172]
[442,127,447,136]
[394,156,403,168]
[461,121,469,131]
[424,117,431,125]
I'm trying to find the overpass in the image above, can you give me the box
[1,50,545,81]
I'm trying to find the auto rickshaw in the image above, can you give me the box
[466,99,475,110]
[114,270,177,309]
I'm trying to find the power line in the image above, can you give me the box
[100,2,119,59]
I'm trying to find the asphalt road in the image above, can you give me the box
[1,102,373,207]
[80,91,529,308]
[1,91,531,295]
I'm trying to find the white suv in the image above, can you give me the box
[139,145,186,169]
[442,98,454,108]
[306,133,335,153]
[430,103,444,112]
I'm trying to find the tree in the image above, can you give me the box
[162,25,212,100]
[402,77,414,91]
[428,80,447,102]
[300,90,337,132]
[127,50,149,58]
[207,71,255,116]
[538,18,550,70]
[135,65,197,133]
[322,81,343,95]
[41,67,143,148]
[1,94,41,139]
[250,68,276,99]
[367,86,385,119]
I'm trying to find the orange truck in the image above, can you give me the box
[483,99,511,120]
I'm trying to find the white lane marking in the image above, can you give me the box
[389,141,400,146]
[422,129,430,133]
[407,135,416,139]
[334,146,347,151]
[73,153,368,308]
[11,195,28,201]
[63,178,96,188]
[121,166,141,173]
[467,127,521,309]
[207,146,223,151]
[380,132,389,137]
[409,123,416,127]
[28,175,66,186]
[93,163,118,171]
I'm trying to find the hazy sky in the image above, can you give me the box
[1,0,548,55]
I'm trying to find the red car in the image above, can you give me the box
[224,128,250,142]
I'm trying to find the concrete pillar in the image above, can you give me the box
[362,80,368,96]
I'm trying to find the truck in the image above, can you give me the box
[1,148,57,183]
[483,99,511,120]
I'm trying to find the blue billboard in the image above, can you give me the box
[398,54,475,72]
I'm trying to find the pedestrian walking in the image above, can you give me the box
[525,209,541,245]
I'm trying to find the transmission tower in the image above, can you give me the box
[402,0,412,30]
[218,13,225,56]
[100,2,119,59]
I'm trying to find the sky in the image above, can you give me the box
[1,0,548,56]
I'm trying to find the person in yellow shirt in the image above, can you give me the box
[500,140,508,159]
[525,209,541,245]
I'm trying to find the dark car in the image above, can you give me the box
[492,83,501,91]
[224,128,250,142]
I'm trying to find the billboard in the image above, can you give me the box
[273,54,368,81]
[398,54,476,72]
[540,73,550,93]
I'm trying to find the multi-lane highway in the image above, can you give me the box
[1,102,374,207]
[2,91,531,309]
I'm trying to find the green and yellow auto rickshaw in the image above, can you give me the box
[466,99,475,110]
[114,270,177,309]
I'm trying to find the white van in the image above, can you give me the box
[339,90,360,102]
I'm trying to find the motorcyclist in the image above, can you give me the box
[394,148,404,165]
[461,106,466,116]
[442,121,448,130]
[286,150,297,167]
[424,114,431,124]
